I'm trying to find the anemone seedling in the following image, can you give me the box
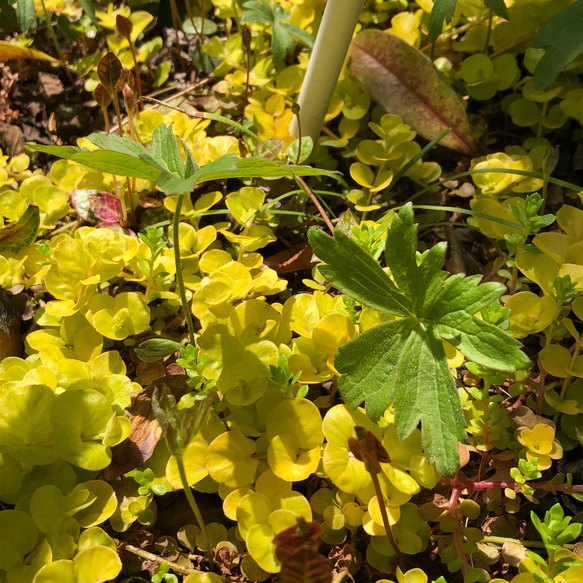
[151,385,214,563]
[309,203,531,476]
[30,122,334,343]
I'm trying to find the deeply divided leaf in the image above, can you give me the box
[427,0,458,43]
[311,203,530,477]
[532,0,583,89]
[308,227,413,317]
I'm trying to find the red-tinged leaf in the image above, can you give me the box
[0,41,59,63]
[116,14,133,39]
[273,520,323,563]
[350,30,477,155]
[279,546,332,583]
[94,83,112,109]
[72,189,124,224]
[98,51,123,90]
[0,205,40,253]
[93,192,123,223]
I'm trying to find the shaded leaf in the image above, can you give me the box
[484,0,508,19]
[0,205,40,253]
[428,0,457,42]
[0,40,58,63]
[77,0,98,26]
[350,30,477,155]
[16,0,36,33]
[532,0,583,89]
[93,84,112,109]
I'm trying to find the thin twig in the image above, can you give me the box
[122,544,199,575]
[294,175,335,234]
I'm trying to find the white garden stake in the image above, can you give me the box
[290,0,364,142]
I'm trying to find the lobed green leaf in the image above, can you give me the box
[308,227,413,317]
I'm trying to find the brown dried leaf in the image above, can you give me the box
[264,242,318,274]
[104,375,190,480]
[350,30,477,155]
[0,205,39,253]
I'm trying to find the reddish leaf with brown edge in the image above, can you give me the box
[273,518,323,563]
[0,205,39,253]
[279,546,331,583]
[348,426,391,475]
[98,51,123,90]
[94,84,112,109]
[349,29,477,155]
[116,14,133,39]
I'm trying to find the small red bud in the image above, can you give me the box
[116,15,133,39]
[242,24,252,51]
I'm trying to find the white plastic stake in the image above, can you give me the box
[290,0,364,142]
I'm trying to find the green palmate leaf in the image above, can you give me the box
[0,205,40,252]
[428,275,531,371]
[391,325,467,473]
[532,0,583,89]
[484,0,508,19]
[157,154,239,195]
[308,203,530,477]
[384,204,447,314]
[28,143,83,159]
[281,23,314,49]
[334,319,414,415]
[428,0,458,42]
[88,132,150,159]
[195,158,338,182]
[308,228,413,317]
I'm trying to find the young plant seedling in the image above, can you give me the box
[309,203,531,477]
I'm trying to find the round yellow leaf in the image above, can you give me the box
[539,344,572,378]
[166,433,209,488]
[267,433,320,481]
[312,312,356,356]
[206,430,258,487]
[246,523,280,573]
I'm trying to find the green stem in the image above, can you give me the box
[484,8,493,54]
[173,194,196,345]
[40,0,73,84]
[174,453,213,565]
[369,471,409,567]
[128,41,144,110]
